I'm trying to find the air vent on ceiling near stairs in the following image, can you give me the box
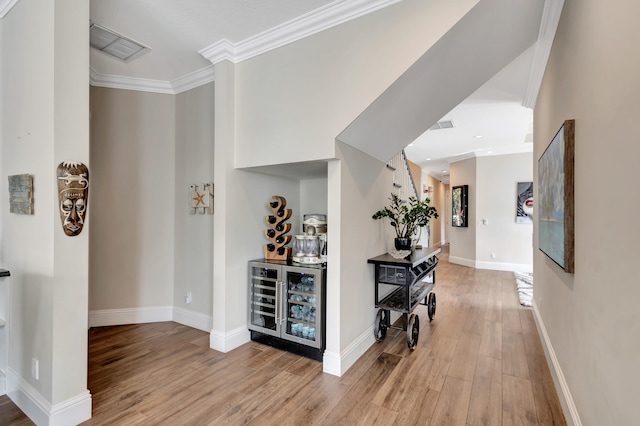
[90,23,150,62]
[429,120,455,130]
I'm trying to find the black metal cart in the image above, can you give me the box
[367,247,440,350]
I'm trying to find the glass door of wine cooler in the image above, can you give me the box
[281,266,322,349]
[248,262,281,337]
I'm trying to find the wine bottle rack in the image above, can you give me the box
[264,195,292,260]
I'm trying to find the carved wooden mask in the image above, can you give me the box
[57,162,89,236]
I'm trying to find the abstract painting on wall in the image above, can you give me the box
[538,119,575,273]
[452,185,468,227]
[516,182,534,224]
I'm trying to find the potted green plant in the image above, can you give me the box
[372,193,439,250]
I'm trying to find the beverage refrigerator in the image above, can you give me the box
[248,259,326,361]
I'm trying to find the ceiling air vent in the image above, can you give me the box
[429,120,455,131]
[90,23,150,62]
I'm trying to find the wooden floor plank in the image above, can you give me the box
[372,355,421,411]
[502,374,539,426]
[530,377,567,426]
[503,330,530,379]
[467,355,502,426]
[430,376,473,426]
[265,374,345,425]
[447,331,481,382]
[410,335,458,392]
[393,386,440,425]
[462,290,488,335]
[478,320,503,360]
[359,402,399,425]
[502,288,523,333]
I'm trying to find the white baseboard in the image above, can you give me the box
[448,255,476,268]
[323,325,376,377]
[531,302,582,426]
[89,306,213,332]
[89,306,247,355]
[172,307,212,332]
[321,350,342,376]
[209,326,250,353]
[89,306,173,327]
[7,368,91,426]
[475,260,533,273]
[449,255,532,273]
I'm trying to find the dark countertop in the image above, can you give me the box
[0,269,10,277]
[250,258,327,270]
[367,246,441,267]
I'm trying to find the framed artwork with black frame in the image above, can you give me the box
[452,185,468,227]
[538,119,575,273]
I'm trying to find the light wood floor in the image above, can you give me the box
[0,248,565,425]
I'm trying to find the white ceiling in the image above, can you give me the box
[89,0,401,92]
[88,0,560,183]
[91,0,333,82]
[405,45,537,183]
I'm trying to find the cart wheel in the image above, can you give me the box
[374,309,388,342]
[427,292,436,322]
[406,313,419,350]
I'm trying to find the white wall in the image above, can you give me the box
[533,0,640,424]
[174,82,215,327]
[422,173,446,247]
[449,158,476,265]
[234,0,478,170]
[1,0,91,421]
[476,153,533,271]
[448,154,532,271]
[89,87,175,315]
[212,61,303,351]
[333,142,390,359]
[299,178,327,227]
[90,83,217,330]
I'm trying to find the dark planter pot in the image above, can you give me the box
[394,237,412,251]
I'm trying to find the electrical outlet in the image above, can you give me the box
[491,253,496,259]
[31,358,39,380]
[185,291,192,304]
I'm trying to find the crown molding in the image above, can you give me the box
[523,0,565,108]
[0,0,19,18]
[199,0,401,64]
[90,67,174,94]
[90,0,399,93]
[447,144,533,164]
[447,152,477,164]
[170,65,216,94]
[89,65,215,95]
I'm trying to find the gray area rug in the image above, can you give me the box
[514,271,533,307]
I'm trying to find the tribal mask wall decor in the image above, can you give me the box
[57,161,89,236]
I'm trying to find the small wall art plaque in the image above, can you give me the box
[8,174,34,214]
[189,182,213,214]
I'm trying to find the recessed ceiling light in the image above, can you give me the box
[425,158,431,161]
[475,135,484,139]
[442,170,448,174]
[408,143,414,147]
